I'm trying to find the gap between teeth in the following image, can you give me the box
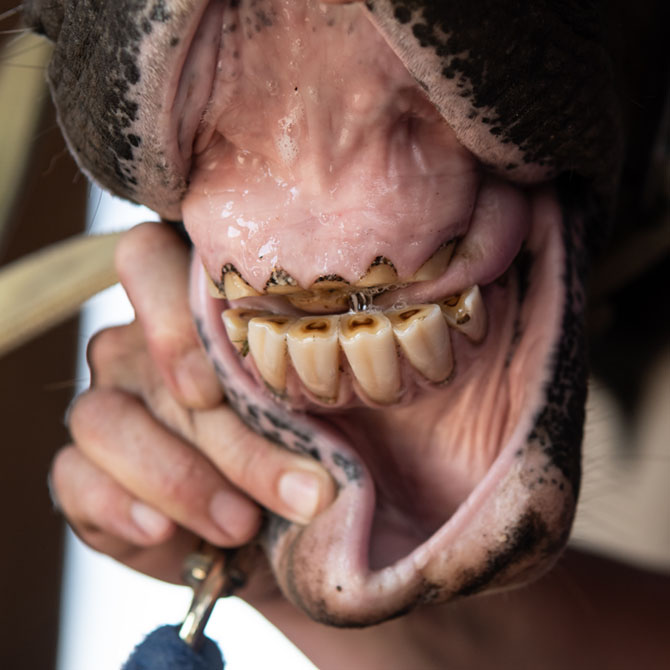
[221,285,486,404]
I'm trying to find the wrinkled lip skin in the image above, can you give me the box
[33,0,612,626]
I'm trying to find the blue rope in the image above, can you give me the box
[122,625,224,670]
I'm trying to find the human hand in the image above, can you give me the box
[50,221,336,587]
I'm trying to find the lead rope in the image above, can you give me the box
[122,544,250,670]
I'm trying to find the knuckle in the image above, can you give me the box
[49,448,108,534]
[158,448,204,503]
[147,329,185,366]
[86,323,144,388]
[49,446,78,512]
[70,520,105,548]
[115,222,174,282]
[194,414,269,488]
[115,224,150,278]
[50,445,77,489]
[85,478,121,520]
[65,390,92,435]
[86,327,120,374]
[234,435,272,489]
[67,388,126,444]
[74,523,131,561]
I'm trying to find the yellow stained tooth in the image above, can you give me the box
[205,265,226,298]
[287,290,351,314]
[223,269,261,299]
[440,285,488,343]
[247,315,293,391]
[388,304,453,382]
[221,309,270,354]
[339,312,400,404]
[287,276,352,313]
[355,257,398,287]
[409,240,457,282]
[265,268,301,295]
[287,316,341,400]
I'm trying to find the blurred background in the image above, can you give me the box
[0,3,668,668]
[0,11,314,668]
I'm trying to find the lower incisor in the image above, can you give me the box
[388,305,453,382]
[338,313,401,404]
[221,284,485,401]
[287,316,340,400]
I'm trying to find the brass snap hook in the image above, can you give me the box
[179,544,249,649]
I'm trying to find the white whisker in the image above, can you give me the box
[0,27,29,35]
[0,5,24,25]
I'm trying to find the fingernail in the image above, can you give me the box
[210,490,258,541]
[130,502,172,539]
[175,349,222,407]
[278,471,322,523]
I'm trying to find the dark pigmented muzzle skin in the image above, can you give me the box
[367,1,622,208]
[23,0,622,220]
[21,0,630,626]
[23,0,198,219]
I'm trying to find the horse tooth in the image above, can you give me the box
[221,308,270,355]
[247,315,293,391]
[339,312,401,404]
[287,289,351,313]
[354,257,398,288]
[205,265,226,298]
[409,240,457,282]
[287,316,341,400]
[388,304,453,382]
[223,266,261,299]
[265,268,301,295]
[287,275,351,313]
[440,285,488,343]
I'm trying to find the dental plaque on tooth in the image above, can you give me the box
[355,256,398,287]
[287,275,352,313]
[265,268,299,295]
[440,285,488,343]
[208,263,261,300]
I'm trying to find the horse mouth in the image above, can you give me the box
[187,178,580,625]
[177,1,583,625]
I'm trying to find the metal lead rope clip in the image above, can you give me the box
[178,544,246,649]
